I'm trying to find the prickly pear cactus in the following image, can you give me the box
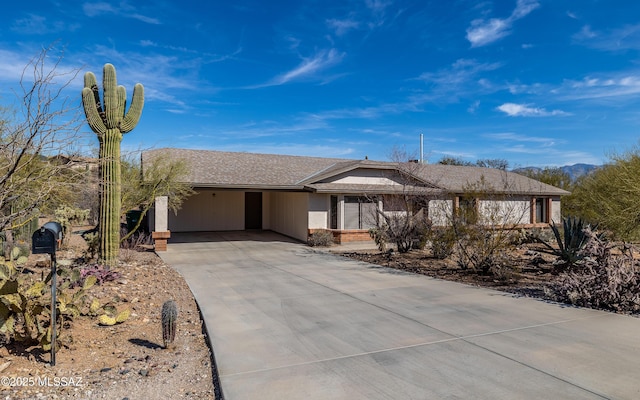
[81,64,144,267]
[161,300,178,349]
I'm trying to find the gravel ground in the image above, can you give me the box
[0,232,221,400]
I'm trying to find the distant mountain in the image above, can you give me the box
[513,163,600,182]
[560,164,600,181]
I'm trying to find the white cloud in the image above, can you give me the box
[364,0,393,28]
[496,103,570,117]
[418,59,501,85]
[82,2,115,17]
[467,100,480,114]
[573,23,640,51]
[82,2,160,24]
[326,18,360,36]
[12,14,79,34]
[466,0,540,47]
[511,0,540,19]
[484,132,560,144]
[252,49,345,88]
[559,75,640,100]
[365,0,392,14]
[414,59,502,102]
[574,25,598,40]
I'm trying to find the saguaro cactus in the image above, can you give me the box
[81,64,144,266]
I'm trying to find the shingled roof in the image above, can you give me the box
[141,148,569,196]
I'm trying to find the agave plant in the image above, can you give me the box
[539,216,598,270]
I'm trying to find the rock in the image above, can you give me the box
[0,361,11,373]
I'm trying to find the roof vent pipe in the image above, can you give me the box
[420,133,424,164]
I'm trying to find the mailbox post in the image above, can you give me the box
[32,222,62,366]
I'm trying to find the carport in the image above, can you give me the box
[159,231,640,400]
[165,189,311,241]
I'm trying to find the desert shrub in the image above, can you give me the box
[511,227,555,246]
[429,227,455,259]
[308,230,334,247]
[450,217,515,275]
[121,231,153,250]
[370,217,431,254]
[368,228,387,251]
[82,231,99,260]
[120,231,153,263]
[544,228,640,313]
[54,205,90,243]
[491,263,520,282]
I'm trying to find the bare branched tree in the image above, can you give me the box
[0,46,83,242]
[367,148,439,253]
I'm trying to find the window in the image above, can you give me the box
[535,198,548,223]
[330,196,338,229]
[344,196,378,229]
[456,196,478,224]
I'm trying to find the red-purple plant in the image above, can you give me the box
[80,264,121,286]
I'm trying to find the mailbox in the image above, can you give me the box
[32,222,63,254]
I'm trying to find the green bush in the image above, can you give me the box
[429,227,455,259]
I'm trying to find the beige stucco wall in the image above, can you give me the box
[478,198,531,225]
[168,189,244,232]
[321,168,402,186]
[269,192,309,241]
[551,197,562,224]
[308,193,329,230]
[428,197,540,226]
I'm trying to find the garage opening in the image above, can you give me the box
[245,192,263,229]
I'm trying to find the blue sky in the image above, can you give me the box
[1,1,640,167]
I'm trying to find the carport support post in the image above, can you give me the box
[152,196,171,251]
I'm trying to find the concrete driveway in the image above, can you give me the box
[159,231,640,400]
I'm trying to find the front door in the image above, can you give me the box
[245,192,263,229]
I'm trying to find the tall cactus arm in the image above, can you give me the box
[83,71,101,111]
[120,83,144,133]
[82,87,107,135]
[117,86,127,119]
[102,64,121,129]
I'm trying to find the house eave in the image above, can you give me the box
[190,183,308,192]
